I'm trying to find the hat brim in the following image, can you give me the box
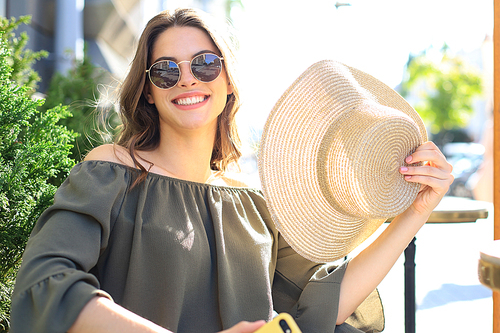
[258,60,427,263]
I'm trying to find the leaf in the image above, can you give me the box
[400,45,483,139]
[0,24,75,329]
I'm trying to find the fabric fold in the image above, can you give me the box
[11,160,384,333]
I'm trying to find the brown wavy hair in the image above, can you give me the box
[116,8,241,183]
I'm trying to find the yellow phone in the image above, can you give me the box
[255,313,302,333]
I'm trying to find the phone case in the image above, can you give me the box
[254,313,302,333]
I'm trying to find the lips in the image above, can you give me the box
[172,95,209,106]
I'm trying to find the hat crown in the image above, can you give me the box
[259,60,427,262]
[317,100,422,219]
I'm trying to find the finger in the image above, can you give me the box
[400,165,451,180]
[405,142,452,172]
[412,141,441,153]
[402,175,454,196]
[400,166,454,190]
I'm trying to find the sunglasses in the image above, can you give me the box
[146,53,224,90]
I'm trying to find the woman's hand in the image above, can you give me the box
[219,320,266,333]
[399,141,454,218]
[337,141,453,324]
[71,297,266,333]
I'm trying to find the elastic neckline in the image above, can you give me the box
[79,160,263,192]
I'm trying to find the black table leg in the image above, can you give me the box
[404,237,416,333]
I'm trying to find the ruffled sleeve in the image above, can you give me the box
[10,161,131,333]
[272,234,384,333]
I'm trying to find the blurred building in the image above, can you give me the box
[1,0,163,92]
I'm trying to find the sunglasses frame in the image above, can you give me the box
[145,53,224,90]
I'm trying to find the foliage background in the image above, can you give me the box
[0,16,47,93]
[39,47,118,161]
[0,17,78,331]
[400,45,483,147]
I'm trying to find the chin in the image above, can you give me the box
[179,118,218,131]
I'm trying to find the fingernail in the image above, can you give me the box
[400,167,408,172]
[406,156,413,163]
[405,175,412,180]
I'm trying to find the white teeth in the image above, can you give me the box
[175,96,206,105]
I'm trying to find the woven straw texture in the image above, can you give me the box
[258,60,427,263]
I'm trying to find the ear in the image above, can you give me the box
[143,83,155,104]
[226,80,234,96]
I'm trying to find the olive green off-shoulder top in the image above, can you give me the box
[10,161,384,333]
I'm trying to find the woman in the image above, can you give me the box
[10,8,453,333]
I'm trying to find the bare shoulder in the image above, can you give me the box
[220,172,251,188]
[84,144,135,167]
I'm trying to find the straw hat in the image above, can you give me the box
[258,60,427,263]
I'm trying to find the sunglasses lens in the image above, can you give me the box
[149,61,179,89]
[191,54,222,82]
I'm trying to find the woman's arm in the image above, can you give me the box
[336,141,454,324]
[69,297,266,333]
[68,297,172,333]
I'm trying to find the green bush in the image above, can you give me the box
[40,46,118,161]
[400,44,483,146]
[0,35,76,331]
[0,16,48,93]
[2,15,117,162]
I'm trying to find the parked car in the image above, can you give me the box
[442,142,485,198]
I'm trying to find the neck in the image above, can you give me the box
[142,126,217,183]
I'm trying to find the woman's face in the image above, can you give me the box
[145,26,233,135]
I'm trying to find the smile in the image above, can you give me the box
[173,95,209,106]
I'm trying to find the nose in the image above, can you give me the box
[177,61,197,88]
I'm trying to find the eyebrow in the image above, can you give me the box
[151,49,219,64]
